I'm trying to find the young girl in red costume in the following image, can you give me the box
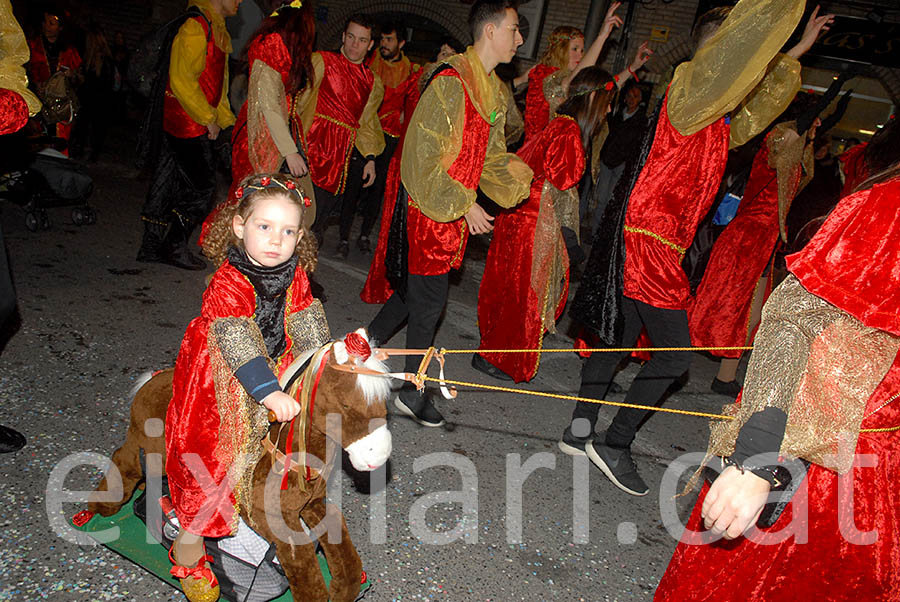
[474,67,615,383]
[165,173,328,602]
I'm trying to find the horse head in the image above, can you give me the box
[278,329,392,475]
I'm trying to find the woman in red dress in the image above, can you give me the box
[689,96,820,395]
[655,164,900,602]
[473,67,615,382]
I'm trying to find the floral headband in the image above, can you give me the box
[572,76,618,97]
[271,0,302,17]
[549,31,583,45]
[234,175,312,208]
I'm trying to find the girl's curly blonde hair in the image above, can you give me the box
[538,26,584,70]
[202,173,318,271]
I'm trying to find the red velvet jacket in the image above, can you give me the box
[407,69,491,276]
[623,93,731,310]
[305,51,374,194]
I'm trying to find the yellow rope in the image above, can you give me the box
[859,425,900,433]
[418,375,735,421]
[860,393,900,433]
[440,346,753,354]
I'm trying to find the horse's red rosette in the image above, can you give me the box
[72,510,94,527]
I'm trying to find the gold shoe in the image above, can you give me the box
[168,546,220,602]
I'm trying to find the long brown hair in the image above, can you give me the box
[538,26,583,70]
[555,66,615,154]
[202,173,318,270]
[245,1,315,96]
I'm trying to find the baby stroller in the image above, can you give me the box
[0,139,96,231]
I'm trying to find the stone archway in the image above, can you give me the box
[317,0,471,51]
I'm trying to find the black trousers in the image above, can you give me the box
[570,296,692,449]
[339,137,399,242]
[367,272,449,374]
[311,183,341,246]
[141,134,217,228]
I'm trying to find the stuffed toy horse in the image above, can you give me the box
[89,329,392,602]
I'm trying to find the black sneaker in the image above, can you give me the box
[357,236,372,253]
[394,389,445,427]
[558,426,591,457]
[0,424,26,454]
[471,353,513,381]
[711,377,741,397]
[336,240,350,259]
[586,441,649,496]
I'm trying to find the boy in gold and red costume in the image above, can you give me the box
[563,1,834,497]
[292,14,385,248]
[367,0,533,427]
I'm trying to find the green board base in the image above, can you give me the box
[72,492,370,601]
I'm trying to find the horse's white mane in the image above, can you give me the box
[333,329,391,405]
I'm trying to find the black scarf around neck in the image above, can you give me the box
[228,246,298,359]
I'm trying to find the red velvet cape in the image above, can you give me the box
[476,116,583,381]
[657,177,900,600]
[165,258,313,537]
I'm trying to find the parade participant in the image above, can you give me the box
[654,163,900,602]
[521,3,651,144]
[562,2,833,496]
[229,0,315,194]
[366,0,533,427]
[360,39,460,306]
[291,14,385,249]
[689,92,828,396]
[474,67,615,383]
[165,173,326,602]
[26,11,81,151]
[0,0,41,454]
[335,20,420,257]
[136,0,238,270]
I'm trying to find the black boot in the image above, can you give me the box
[162,215,206,271]
[136,218,168,263]
[0,424,25,453]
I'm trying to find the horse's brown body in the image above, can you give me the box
[89,337,390,602]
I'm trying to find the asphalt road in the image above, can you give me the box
[0,127,741,602]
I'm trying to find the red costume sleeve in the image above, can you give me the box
[542,118,584,192]
[247,33,291,81]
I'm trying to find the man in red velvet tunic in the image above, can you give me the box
[137,0,239,270]
[292,14,385,250]
[561,1,833,497]
[367,0,533,427]
[337,20,420,257]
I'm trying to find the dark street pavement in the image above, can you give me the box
[0,125,740,601]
